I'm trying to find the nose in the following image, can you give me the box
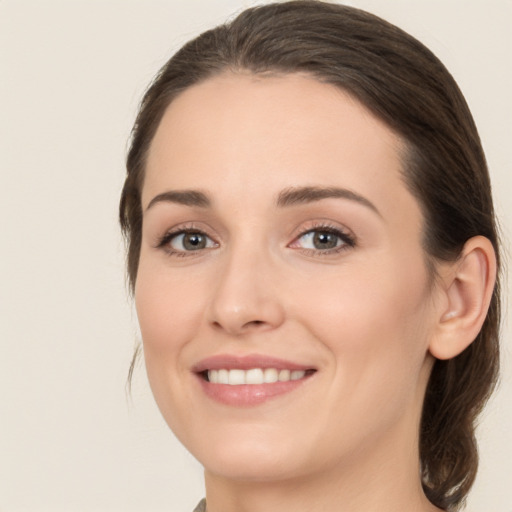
[207,246,286,336]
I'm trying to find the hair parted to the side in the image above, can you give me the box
[119,2,500,510]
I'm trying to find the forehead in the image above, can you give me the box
[143,72,420,230]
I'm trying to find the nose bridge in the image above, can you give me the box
[208,237,285,335]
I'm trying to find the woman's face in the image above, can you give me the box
[136,73,440,482]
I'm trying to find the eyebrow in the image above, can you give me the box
[145,190,210,211]
[277,186,381,216]
[145,185,380,216]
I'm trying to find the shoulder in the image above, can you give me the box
[193,498,206,512]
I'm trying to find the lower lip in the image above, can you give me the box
[197,375,311,407]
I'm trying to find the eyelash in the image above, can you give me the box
[290,223,356,256]
[155,222,356,257]
[155,224,218,257]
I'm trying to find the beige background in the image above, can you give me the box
[1,1,510,511]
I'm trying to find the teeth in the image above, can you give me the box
[228,369,245,385]
[207,368,307,385]
[278,369,290,381]
[291,370,305,380]
[209,369,219,384]
[246,368,263,384]
[218,369,228,384]
[264,368,278,383]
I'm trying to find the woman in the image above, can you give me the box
[120,2,500,511]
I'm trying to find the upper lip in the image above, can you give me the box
[192,354,315,373]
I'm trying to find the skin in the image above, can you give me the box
[136,72,449,512]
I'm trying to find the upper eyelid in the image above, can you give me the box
[291,227,355,248]
[152,220,356,249]
[153,223,218,248]
[290,221,356,243]
[155,229,219,257]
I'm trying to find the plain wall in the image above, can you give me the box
[1,1,510,511]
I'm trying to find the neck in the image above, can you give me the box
[203,422,443,512]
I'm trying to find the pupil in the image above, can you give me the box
[313,231,338,249]
[184,233,206,250]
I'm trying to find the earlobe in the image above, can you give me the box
[429,236,497,360]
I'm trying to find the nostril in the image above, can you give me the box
[243,320,266,329]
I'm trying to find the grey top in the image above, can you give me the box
[193,498,206,512]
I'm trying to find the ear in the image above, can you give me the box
[429,236,497,360]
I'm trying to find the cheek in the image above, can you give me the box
[134,259,207,428]
[135,257,204,353]
[295,273,432,458]
[134,255,211,416]
[291,253,433,399]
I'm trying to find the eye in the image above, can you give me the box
[158,229,218,254]
[298,230,341,250]
[290,226,355,254]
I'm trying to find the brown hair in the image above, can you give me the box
[119,2,500,510]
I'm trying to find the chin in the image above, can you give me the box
[202,450,308,483]
[183,424,317,482]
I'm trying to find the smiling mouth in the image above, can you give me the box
[193,355,317,405]
[202,368,316,385]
